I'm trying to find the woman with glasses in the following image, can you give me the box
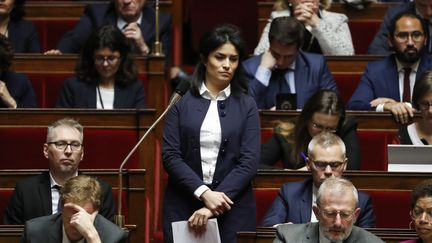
[395,70,432,145]
[400,179,432,243]
[260,89,361,170]
[56,25,146,109]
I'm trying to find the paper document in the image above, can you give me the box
[172,218,221,243]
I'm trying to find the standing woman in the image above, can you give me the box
[56,25,145,109]
[162,25,260,243]
[0,0,41,53]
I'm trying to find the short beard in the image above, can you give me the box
[394,46,423,64]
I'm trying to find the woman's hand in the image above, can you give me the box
[200,190,233,216]
[0,80,17,108]
[188,207,213,236]
[293,2,320,27]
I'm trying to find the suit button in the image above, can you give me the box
[219,102,225,109]
[220,111,226,117]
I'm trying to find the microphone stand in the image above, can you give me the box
[115,98,179,228]
[152,0,163,56]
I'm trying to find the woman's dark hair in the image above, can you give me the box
[10,0,26,22]
[76,25,137,86]
[190,24,248,96]
[412,70,432,110]
[291,89,345,167]
[0,34,13,72]
[411,179,432,209]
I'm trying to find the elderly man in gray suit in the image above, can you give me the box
[273,178,383,243]
[21,175,127,243]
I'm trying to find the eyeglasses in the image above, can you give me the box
[309,159,344,170]
[418,102,432,111]
[320,209,355,221]
[311,122,337,133]
[411,207,432,221]
[394,31,424,42]
[47,141,83,151]
[94,55,120,65]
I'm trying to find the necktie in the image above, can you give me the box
[53,185,62,212]
[402,67,412,103]
[271,68,290,93]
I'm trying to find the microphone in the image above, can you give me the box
[115,79,190,228]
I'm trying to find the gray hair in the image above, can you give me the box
[316,177,359,208]
[308,132,346,160]
[46,118,83,142]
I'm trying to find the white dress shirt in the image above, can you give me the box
[49,171,78,214]
[255,61,296,93]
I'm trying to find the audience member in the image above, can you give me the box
[262,132,374,227]
[45,0,171,60]
[254,0,354,55]
[56,25,146,109]
[0,0,41,53]
[0,34,36,108]
[244,16,336,110]
[273,177,383,243]
[261,90,361,170]
[395,70,432,144]
[348,13,432,124]
[400,179,432,243]
[368,0,432,54]
[21,175,128,243]
[162,25,260,243]
[4,118,115,224]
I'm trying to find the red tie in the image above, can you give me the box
[403,67,412,103]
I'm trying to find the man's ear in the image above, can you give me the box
[388,37,394,49]
[353,207,361,223]
[43,144,49,159]
[342,158,348,171]
[306,158,312,171]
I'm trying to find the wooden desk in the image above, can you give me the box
[0,169,144,243]
[237,227,417,243]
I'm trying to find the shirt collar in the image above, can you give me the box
[395,58,420,73]
[199,82,231,101]
[50,171,78,188]
[117,12,143,30]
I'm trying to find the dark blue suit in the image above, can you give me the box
[368,2,429,55]
[1,71,37,108]
[243,52,337,109]
[261,179,376,228]
[56,76,146,108]
[162,91,260,243]
[57,3,172,61]
[8,20,41,53]
[348,54,432,110]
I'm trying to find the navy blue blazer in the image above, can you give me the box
[56,76,146,108]
[348,54,432,110]
[1,71,37,108]
[57,3,172,61]
[243,51,337,109]
[261,179,376,228]
[8,20,41,53]
[368,2,430,55]
[162,91,260,243]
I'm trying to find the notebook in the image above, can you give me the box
[387,144,432,172]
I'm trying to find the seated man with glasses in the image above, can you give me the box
[348,12,432,124]
[4,118,115,224]
[274,177,383,243]
[261,132,375,228]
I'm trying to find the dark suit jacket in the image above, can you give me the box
[0,71,37,108]
[162,91,260,243]
[8,20,41,53]
[21,213,127,243]
[261,179,375,228]
[367,2,429,55]
[57,3,172,61]
[4,172,115,224]
[243,51,337,109]
[260,117,361,170]
[274,222,384,243]
[347,54,432,110]
[56,76,146,108]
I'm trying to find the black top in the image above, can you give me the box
[396,125,429,145]
[260,117,361,170]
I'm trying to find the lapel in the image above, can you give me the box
[48,214,63,243]
[305,222,320,243]
[39,173,53,214]
[300,179,313,223]
[113,84,122,108]
[386,57,400,101]
[294,52,309,107]
[88,84,97,108]
[140,9,154,42]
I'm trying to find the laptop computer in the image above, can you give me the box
[387,144,432,172]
